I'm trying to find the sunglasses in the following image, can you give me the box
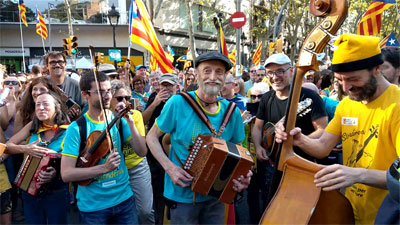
[115,96,131,102]
[4,81,19,85]
[250,94,263,99]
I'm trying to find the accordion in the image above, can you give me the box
[183,135,253,204]
[14,151,61,196]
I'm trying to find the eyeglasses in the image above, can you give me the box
[267,67,291,78]
[4,80,19,85]
[250,94,263,100]
[250,70,256,73]
[48,60,65,66]
[115,96,131,102]
[86,89,113,96]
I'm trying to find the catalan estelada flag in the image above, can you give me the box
[385,32,400,47]
[229,48,236,68]
[18,0,28,27]
[252,42,262,66]
[129,0,174,73]
[356,0,395,36]
[36,8,48,40]
[380,31,400,47]
[150,54,158,72]
[218,22,229,57]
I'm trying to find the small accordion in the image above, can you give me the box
[183,135,253,204]
[14,151,61,196]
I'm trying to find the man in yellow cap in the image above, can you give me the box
[275,33,400,224]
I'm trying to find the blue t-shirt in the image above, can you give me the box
[226,93,248,111]
[322,96,339,122]
[29,129,67,153]
[132,90,150,108]
[155,91,245,203]
[61,112,133,212]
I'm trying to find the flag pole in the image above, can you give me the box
[18,2,26,73]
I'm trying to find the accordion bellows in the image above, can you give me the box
[184,135,253,204]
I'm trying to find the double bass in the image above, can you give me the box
[259,0,354,224]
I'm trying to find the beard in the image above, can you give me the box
[93,98,110,110]
[198,78,224,96]
[348,72,377,101]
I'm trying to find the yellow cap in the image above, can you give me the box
[331,34,383,72]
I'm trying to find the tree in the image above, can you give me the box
[0,0,35,23]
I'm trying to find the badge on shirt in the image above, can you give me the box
[342,117,358,126]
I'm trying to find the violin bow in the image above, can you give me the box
[89,46,114,153]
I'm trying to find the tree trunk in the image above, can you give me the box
[185,0,196,62]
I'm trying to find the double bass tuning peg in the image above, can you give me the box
[318,24,339,51]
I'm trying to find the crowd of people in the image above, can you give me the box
[0,33,399,225]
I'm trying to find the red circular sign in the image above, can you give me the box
[230,12,246,29]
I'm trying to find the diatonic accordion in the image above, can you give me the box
[15,152,61,196]
[183,135,253,204]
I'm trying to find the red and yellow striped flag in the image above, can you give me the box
[129,0,174,73]
[35,8,48,40]
[219,23,229,57]
[252,42,262,66]
[150,54,158,72]
[18,0,28,27]
[356,0,395,36]
[229,48,236,68]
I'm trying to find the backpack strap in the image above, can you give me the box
[75,115,87,153]
[115,112,125,147]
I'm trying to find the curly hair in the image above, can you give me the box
[17,77,64,126]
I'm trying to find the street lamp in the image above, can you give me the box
[107,4,120,68]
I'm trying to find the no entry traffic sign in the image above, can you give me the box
[230,12,246,29]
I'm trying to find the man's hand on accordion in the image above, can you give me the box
[167,164,193,187]
[232,170,253,192]
[37,166,56,185]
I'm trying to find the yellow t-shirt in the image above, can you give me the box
[0,163,11,192]
[122,110,146,170]
[325,84,400,224]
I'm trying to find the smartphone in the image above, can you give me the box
[65,98,78,109]
[246,102,259,117]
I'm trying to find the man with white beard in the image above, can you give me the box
[146,52,252,224]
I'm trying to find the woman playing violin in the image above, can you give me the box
[6,91,70,224]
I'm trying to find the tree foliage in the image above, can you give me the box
[0,0,35,23]
[249,0,399,62]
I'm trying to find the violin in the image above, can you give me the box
[75,45,131,186]
[76,104,132,186]
[259,0,354,224]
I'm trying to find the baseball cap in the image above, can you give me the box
[98,64,118,76]
[264,53,292,67]
[160,73,178,85]
[195,51,233,71]
[225,74,235,83]
[135,64,146,71]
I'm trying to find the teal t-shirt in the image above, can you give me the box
[155,91,245,203]
[28,129,67,153]
[132,90,150,108]
[61,111,133,212]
